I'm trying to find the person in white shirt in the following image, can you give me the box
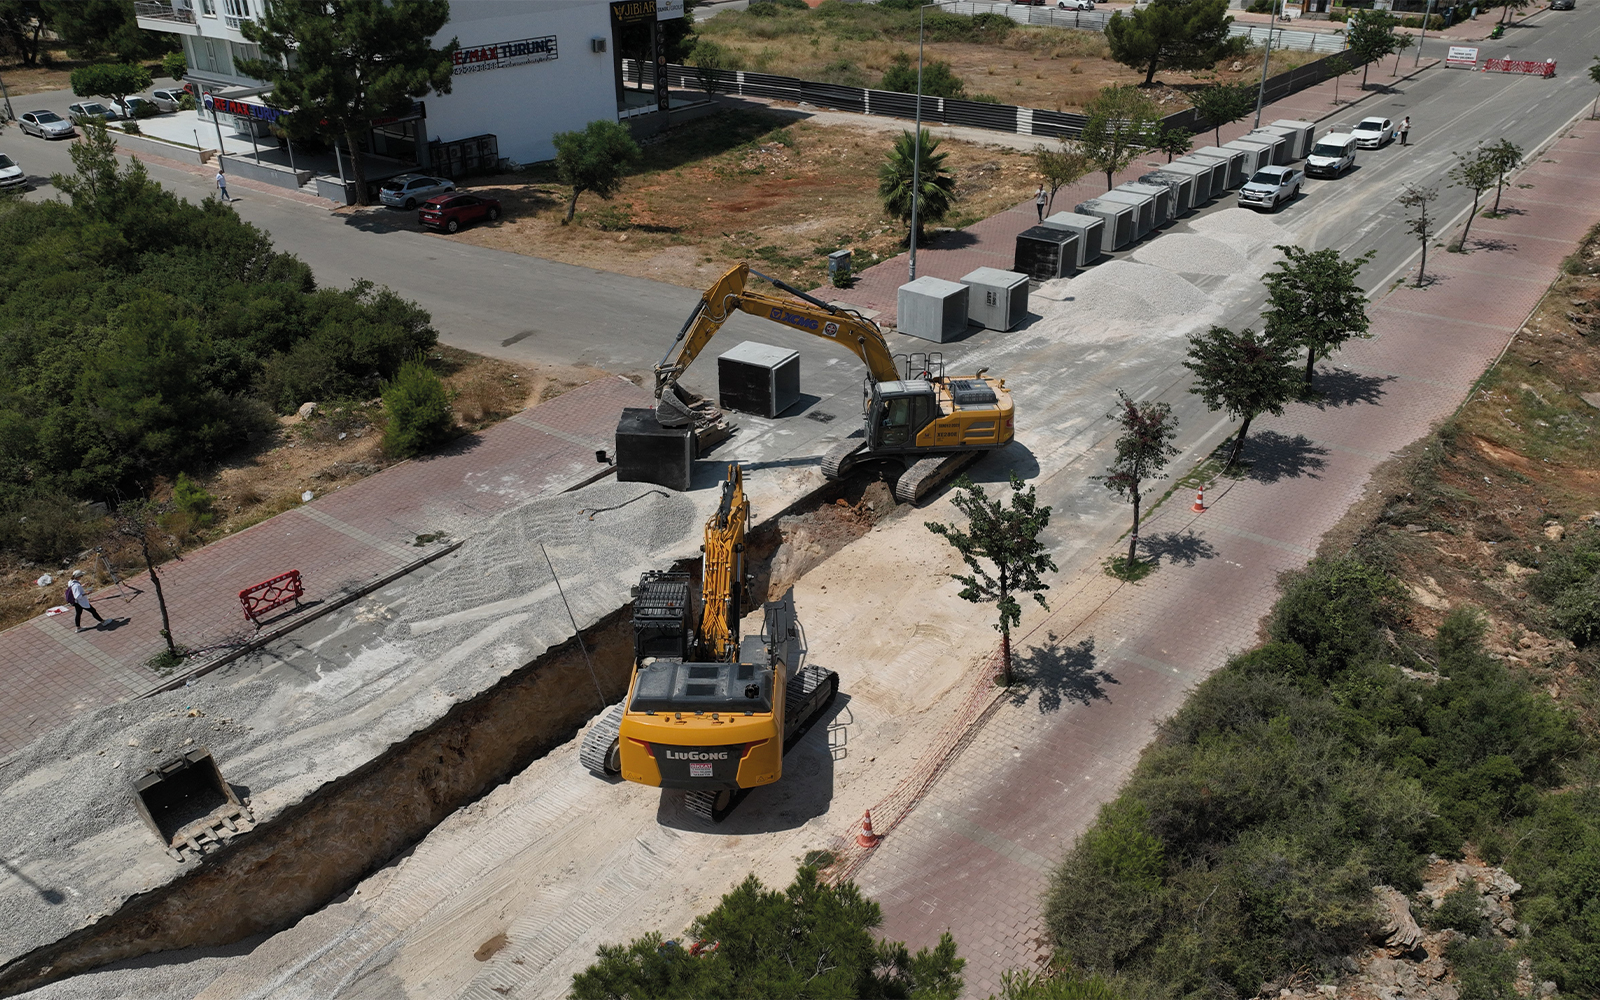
[1035,184,1047,221]
[67,570,104,630]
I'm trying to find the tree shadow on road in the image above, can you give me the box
[1139,530,1217,568]
[1004,632,1116,714]
[1307,367,1394,409]
[1235,430,1329,484]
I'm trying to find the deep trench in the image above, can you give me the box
[0,475,890,997]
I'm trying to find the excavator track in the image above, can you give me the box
[820,433,868,481]
[685,787,744,822]
[783,665,840,753]
[578,703,624,777]
[894,452,983,505]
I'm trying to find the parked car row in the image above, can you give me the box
[19,88,188,143]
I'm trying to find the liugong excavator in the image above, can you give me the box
[655,263,1016,504]
[580,464,838,822]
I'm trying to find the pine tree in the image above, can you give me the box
[1104,0,1237,86]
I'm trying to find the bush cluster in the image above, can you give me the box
[1515,527,1600,646]
[0,127,437,563]
[1044,557,1597,996]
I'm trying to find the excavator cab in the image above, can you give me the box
[869,381,939,451]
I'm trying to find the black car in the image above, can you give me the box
[1550,0,1575,10]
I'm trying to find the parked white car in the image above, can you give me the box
[1304,133,1357,177]
[1351,116,1396,149]
[0,153,26,189]
[1237,165,1303,211]
[148,89,186,112]
[1057,0,1095,9]
[115,96,162,119]
[67,101,119,123]
[379,174,457,209]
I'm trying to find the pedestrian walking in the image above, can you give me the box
[1399,117,1411,147]
[216,169,231,203]
[1035,184,1047,222]
[67,570,104,630]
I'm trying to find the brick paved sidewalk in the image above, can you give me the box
[855,112,1600,998]
[0,376,649,757]
[839,57,1438,327]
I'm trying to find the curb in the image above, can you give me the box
[138,538,465,698]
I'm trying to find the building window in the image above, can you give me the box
[200,0,215,16]
[229,41,258,70]
[223,0,250,18]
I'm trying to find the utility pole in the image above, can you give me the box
[1415,0,1436,65]
[910,3,928,280]
[1253,0,1280,128]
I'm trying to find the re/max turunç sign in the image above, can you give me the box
[452,35,559,75]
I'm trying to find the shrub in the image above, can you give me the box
[1422,885,1488,935]
[1446,937,1520,999]
[1551,580,1600,646]
[1266,557,1404,679]
[172,473,215,529]
[880,52,967,98]
[177,93,197,112]
[121,119,141,135]
[381,355,455,458]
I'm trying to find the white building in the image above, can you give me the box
[133,0,679,169]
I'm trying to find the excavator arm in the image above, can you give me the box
[654,263,901,427]
[698,464,749,662]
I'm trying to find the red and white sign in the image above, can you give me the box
[1445,45,1479,68]
[1483,57,1556,77]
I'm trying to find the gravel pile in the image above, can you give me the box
[1130,233,1251,275]
[1189,208,1290,258]
[0,480,702,974]
[1034,260,1214,343]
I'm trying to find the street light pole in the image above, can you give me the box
[1253,0,1280,128]
[1415,0,1436,65]
[910,3,928,280]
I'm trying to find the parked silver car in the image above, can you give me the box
[1237,165,1303,211]
[379,174,456,209]
[148,89,185,112]
[0,153,26,189]
[67,101,120,123]
[18,110,76,139]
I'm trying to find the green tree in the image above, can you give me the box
[1104,0,1236,86]
[49,119,161,221]
[552,119,643,224]
[240,1,458,206]
[42,0,174,62]
[688,38,739,93]
[571,865,964,999]
[1325,54,1351,105]
[1448,145,1498,250]
[0,1,47,67]
[1034,140,1093,215]
[161,50,186,81]
[880,51,967,98]
[925,473,1056,686]
[879,128,957,239]
[1188,79,1256,146]
[1079,85,1161,190]
[1346,10,1399,89]
[381,354,454,458]
[1261,244,1374,385]
[1398,184,1438,286]
[1483,137,1522,214]
[1390,31,1415,75]
[990,968,1125,999]
[1095,390,1179,567]
[1155,125,1193,162]
[1183,326,1301,470]
[69,62,152,108]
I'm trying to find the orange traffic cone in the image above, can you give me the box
[1192,486,1206,513]
[856,809,882,848]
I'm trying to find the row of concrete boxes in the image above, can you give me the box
[1013,119,1316,281]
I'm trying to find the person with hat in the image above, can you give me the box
[67,570,104,630]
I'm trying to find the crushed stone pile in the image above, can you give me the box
[0,480,701,975]
[1130,233,1251,276]
[1032,260,1214,343]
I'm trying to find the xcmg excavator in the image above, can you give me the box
[655,263,1016,504]
[579,464,838,821]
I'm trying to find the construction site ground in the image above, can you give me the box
[3,12,1599,998]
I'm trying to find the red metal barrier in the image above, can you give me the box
[239,570,304,628]
[1483,58,1556,77]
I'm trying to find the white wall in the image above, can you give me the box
[428,0,618,165]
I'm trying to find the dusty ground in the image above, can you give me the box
[0,53,166,99]
[696,14,1319,113]
[0,349,609,634]
[385,110,1039,291]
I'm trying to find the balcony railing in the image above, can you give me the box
[134,1,196,23]
[224,13,253,28]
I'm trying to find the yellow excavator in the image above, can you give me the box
[655,263,1016,504]
[579,464,838,821]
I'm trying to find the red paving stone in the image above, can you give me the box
[0,376,649,757]
[857,114,1600,998]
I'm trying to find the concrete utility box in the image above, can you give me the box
[1270,119,1317,159]
[1014,225,1079,281]
[1074,198,1136,252]
[133,747,255,862]
[1191,146,1248,189]
[617,407,694,491]
[1222,138,1274,176]
[1232,133,1287,168]
[1041,212,1105,267]
[1140,170,1197,215]
[1249,129,1295,165]
[1169,156,1224,202]
[1120,181,1176,226]
[898,276,970,343]
[717,340,801,418]
[960,267,1030,331]
[1096,188,1156,241]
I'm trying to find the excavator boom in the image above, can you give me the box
[698,464,748,663]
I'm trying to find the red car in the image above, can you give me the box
[418,193,502,233]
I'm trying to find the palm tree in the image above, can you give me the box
[878,129,957,242]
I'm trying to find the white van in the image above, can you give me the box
[1305,132,1357,178]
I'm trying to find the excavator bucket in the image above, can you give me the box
[133,747,255,862]
[654,382,696,428]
